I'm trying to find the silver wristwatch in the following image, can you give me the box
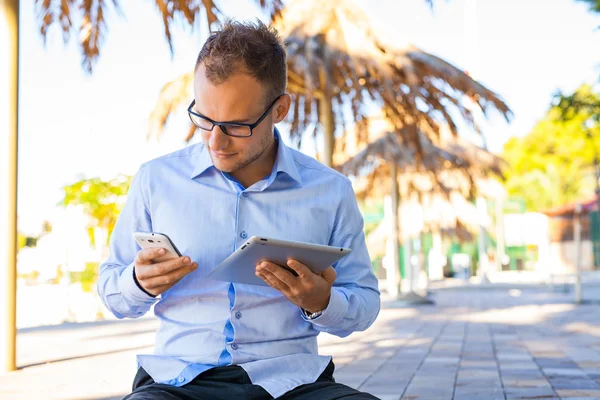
[304,309,324,320]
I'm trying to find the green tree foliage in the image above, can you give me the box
[503,85,600,211]
[60,174,132,247]
[555,82,600,124]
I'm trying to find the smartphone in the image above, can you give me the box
[133,231,182,263]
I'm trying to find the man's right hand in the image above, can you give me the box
[134,248,198,297]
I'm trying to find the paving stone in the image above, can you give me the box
[502,371,546,379]
[555,389,600,397]
[497,354,534,361]
[535,358,579,368]
[549,378,600,390]
[504,387,557,398]
[543,368,588,377]
[500,361,541,370]
[359,383,406,396]
[455,380,503,390]
[502,379,552,388]
[454,388,505,399]
[559,397,600,400]
[402,388,454,398]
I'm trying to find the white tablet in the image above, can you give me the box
[207,236,352,286]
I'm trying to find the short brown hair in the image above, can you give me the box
[195,20,287,103]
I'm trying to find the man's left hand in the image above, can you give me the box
[255,259,336,313]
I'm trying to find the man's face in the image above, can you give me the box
[192,64,279,174]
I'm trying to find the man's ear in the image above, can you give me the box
[273,94,292,123]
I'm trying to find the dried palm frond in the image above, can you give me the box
[273,0,511,161]
[444,139,507,179]
[147,72,194,141]
[36,0,285,73]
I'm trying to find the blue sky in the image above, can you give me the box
[17,0,600,234]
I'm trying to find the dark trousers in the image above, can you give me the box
[123,361,380,400]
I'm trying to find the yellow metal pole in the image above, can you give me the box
[0,0,19,374]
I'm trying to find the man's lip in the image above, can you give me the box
[211,151,236,158]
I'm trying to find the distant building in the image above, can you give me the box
[542,196,600,273]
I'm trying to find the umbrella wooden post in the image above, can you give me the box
[495,196,505,272]
[574,203,582,304]
[420,230,429,294]
[431,230,444,280]
[477,196,490,283]
[398,196,433,305]
[0,0,19,375]
[418,192,430,294]
[389,161,401,298]
[402,237,413,293]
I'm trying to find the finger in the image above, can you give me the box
[258,262,296,287]
[142,262,197,289]
[321,266,337,285]
[286,259,313,279]
[136,247,166,264]
[255,271,275,288]
[137,255,192,280]
[256,266,291,292]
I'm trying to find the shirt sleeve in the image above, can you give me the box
[301,182,381,337]
[97,165,158,319]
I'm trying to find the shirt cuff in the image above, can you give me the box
[119,262,159,306]
[301,288,347,327]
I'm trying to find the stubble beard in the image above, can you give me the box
[211,132,274,174]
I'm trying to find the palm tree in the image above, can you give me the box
[35,0,284,73]
[148,0,511,168]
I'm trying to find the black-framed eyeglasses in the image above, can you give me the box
[187,94,285,138]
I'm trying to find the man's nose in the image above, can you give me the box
[209,125,230,151]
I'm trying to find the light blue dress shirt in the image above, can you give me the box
[98,129,380,398]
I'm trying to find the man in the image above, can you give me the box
[99,20,380,400]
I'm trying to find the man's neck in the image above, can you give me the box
[230,138,278,188]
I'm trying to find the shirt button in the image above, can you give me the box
[240,231,247,239]
[235,311,242,319]
[242,192,249,197]
[178,376,185,383]
[231,343,238,350]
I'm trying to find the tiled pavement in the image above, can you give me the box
[322,286,600,399]
[3,284,600,399]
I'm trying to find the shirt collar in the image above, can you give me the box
[190,128,302,186]
[272,128,302,185]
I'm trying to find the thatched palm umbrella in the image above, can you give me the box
[341,127,506,297]
[339,128,471,301]
[147,0,511,167]
[36,0,284,73]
